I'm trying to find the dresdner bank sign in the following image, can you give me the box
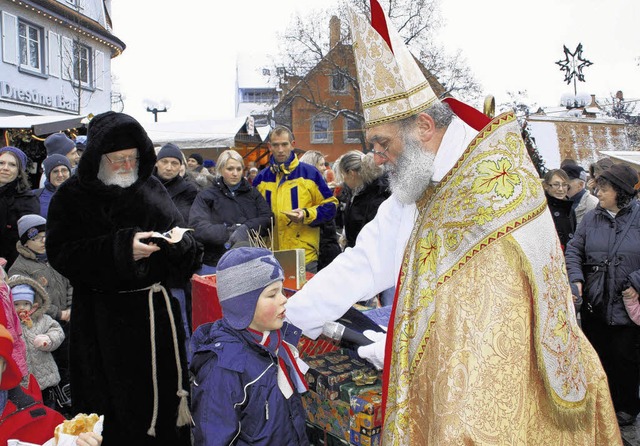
[0,81,78,113]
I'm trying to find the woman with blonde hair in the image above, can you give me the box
[189,150,272,274]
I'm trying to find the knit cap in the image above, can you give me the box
[0,146,27,170]
[599,163,640,196]
[216,247,284,329]
[157,143,183,164]
[43,154,71,181]
[203,159,215,168]
[44,133,75,157]
[189,153,203,165]
[18,214,46,244]
[562,164,588,182]
[11,284,35,304]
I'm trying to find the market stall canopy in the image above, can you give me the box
[144,117,265,150]
[527,115,629,169]
[599,150,640,172]
[0,114,87,136]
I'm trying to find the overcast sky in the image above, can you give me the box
[110,0,639,124]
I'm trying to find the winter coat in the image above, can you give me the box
[344,174,391,248]
[253,153,338,264]
[46,112,199,445]
[153,171,198,224]
[545,192,576,251]
[33,181,56,218]
[317,219,341,271]
[189,177,272,267]
[0,179,40,269]
[9,242,72,320]
[7,275,63,390]
[565,201,640,325]
[571,188,599,226]
[190,320,309,446]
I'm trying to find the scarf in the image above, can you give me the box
[243,327,308,399]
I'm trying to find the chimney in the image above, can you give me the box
[329,16,341,48]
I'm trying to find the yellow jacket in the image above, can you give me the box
[254,153,338,264]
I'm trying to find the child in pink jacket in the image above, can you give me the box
[0,259,27,379]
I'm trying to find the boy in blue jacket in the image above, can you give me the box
[190,247,310,446]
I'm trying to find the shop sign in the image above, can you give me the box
[0,81,78,113]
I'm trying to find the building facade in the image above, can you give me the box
[0,0,124,117]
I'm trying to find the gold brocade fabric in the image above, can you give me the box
[382,112,621,445]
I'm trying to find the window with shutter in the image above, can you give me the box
[73,43,90,84]
[18,20,44,73]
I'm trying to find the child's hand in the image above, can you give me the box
[622,286,639,302]
[33,334,51,349]
[77,432,103,446]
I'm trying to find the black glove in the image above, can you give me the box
[228,224,249,247]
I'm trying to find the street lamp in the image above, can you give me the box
[143,99,171,122]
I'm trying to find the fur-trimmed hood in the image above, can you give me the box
[76,111,156,196]
[15,240,37,261]
[7,274,50,320]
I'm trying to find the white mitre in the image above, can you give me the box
[348,1,438,128]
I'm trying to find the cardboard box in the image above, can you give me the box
[350,389,384,446]
[305,350,379,401]
[274,249,306,290]
[302,390,351,443]
[339,382,381,405]
[349,428,381,446]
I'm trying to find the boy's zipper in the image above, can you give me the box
[265,400,269,420]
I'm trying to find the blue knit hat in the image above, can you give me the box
[43,154,71,181]
[203,159,215,168]
[11,284,34,304]
[44,133,75,157]
[216,247,284,329]
[0,146,27,170]
[18,214,46,244]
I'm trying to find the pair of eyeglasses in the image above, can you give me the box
[549,182,569,189]
[371,144,390,161]
[105,154,139,166]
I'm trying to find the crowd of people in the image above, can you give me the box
[0,3,637,445]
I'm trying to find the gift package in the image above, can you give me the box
[349,389,383,446]
[304,350,379,402]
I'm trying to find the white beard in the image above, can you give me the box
[386,132,436,204]
[97,157,139,188]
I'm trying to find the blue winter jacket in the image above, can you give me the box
[190,320,310,446]
[33,181,56,218]
[565,201,640,325]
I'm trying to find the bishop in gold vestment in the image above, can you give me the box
[286,1,621,444]
[381,111,621,445]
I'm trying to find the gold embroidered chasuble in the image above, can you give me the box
[382,112,621,445]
